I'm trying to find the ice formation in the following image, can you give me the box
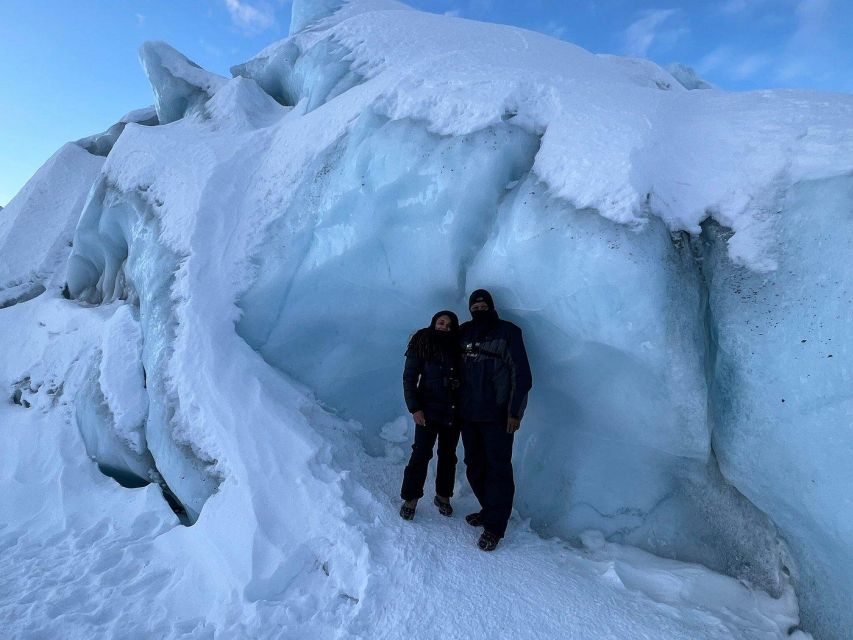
[75,106,159,157]
[666,63,715,90]
[2,0,852,637]
[138,41,227,124]
[0,143,103,309]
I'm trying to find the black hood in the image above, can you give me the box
[468,289,494,311]
[430,309,460,331]
[406,310,460,360]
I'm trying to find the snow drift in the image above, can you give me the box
[2,0,852,637]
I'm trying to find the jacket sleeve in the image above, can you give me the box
[402,355,423,413]
[506,325,533,419]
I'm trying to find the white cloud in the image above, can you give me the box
[697,47,770,80]
[223,0,277,33]
[697,46,732,75]
[771,0,832,84]
[793,0,830,41]
[694,0,844,90]
[444,10,461,17]
[136,13,145,27]
[623,9,685,58]
[775,59,809,81]
[732,53,771,79]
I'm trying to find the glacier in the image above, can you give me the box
[1,0,851,637]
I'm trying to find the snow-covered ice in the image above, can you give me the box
[0,143,103,308]
[2,0,852,637]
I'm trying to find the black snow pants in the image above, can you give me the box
[400,423,461,501]
[461,420,515,537]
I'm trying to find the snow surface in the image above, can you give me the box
[3,0,852,637]
[0,296,808,639]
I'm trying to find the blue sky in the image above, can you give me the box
[1,0,851,206]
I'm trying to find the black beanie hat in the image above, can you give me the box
[430,310,459,330]
[468,289,494,310]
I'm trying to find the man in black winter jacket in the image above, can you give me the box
[459,289,532,551]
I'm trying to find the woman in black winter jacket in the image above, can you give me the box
[399,310,462,520]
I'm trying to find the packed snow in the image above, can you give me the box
[2,0,852,637]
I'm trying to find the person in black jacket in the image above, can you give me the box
[399,310,462,520]
[459,289,532,551]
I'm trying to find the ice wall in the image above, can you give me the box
[229,3,853,636]
[67,179,221,523]
[234,119,789,588]
[39,0,852,635]
[700,176,853,635]
[236,114,541,439]
[466,174,790,590]
[64,61,290,523]
[75,305,154,487]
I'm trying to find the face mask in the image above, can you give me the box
[471,309,496,323]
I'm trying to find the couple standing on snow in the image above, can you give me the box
[399,289,532,552]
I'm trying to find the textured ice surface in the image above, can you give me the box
[2,0,852,636]
[67,176,221,522]
[229,4,851,636]
[75,106,159,157]
[139,41,227,124]
[236,114,541,436]
[666,63,715,90]
[232,110,785,591]
[700,175,853,635]
[465,172,788,589]
[74,304,153,487]
[305,8,853,261]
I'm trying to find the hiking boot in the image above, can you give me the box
[433,496,453,517]
[399,501,416,521]
[465,512,483,527]
[478,530,501,552]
